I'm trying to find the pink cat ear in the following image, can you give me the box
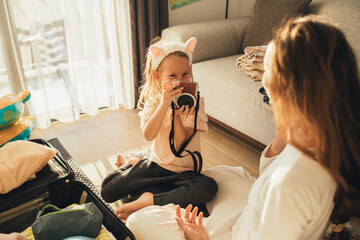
[185,37,197,53]
[149,45,165,58]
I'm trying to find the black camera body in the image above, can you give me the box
[172,79,198,109]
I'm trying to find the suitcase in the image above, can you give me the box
[0,139,136,240]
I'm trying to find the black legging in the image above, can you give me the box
[101,159,218,210]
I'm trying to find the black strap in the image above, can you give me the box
[169,92,202,175]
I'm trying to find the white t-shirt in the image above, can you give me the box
[232,144,337,240]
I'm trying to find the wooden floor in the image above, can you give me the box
[30,108,262,188]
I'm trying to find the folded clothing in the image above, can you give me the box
[0,140,56,194]
[236,45,267,81]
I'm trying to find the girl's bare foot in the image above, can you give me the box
[115,153,126,167]
[115,154,141,167]
[114,192,154,220]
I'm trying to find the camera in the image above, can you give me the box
[172,79,198,109]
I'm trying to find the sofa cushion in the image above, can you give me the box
[162,18,250,63]
[241,0,312,51]
[308,0,360,64]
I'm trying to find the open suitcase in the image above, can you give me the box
[0,139,136,240]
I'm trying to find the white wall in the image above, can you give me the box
[168,0,227,26]
[168,0,256,27]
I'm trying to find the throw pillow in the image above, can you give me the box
[202,166,255,239]
[241,0,312,51]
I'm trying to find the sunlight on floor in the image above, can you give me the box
[80,159,113,188]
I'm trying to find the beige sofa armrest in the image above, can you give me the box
[162,18,251,63]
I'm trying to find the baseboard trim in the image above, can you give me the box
[207,115,266,151]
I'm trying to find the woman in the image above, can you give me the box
[126,16,360,240]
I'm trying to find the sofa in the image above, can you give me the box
[161,0,360,147]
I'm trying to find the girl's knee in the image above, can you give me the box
[202,177,218,201]
[100,185,115,203]
[100,173,129,202]
[191,176,218,202]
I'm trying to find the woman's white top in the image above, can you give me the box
[231,144,337,240]
[126,144,337,240]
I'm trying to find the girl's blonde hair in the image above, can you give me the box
[137,37,193,109]
[268,15,360,239]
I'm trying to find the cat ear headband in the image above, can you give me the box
[149,37,197,70]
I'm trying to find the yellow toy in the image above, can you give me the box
[0,91,36,147]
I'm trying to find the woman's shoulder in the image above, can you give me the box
[268,145,336,192]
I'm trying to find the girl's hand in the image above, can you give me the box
[174,205,209,240]
[161,81,183,107]
[174,105,195,117]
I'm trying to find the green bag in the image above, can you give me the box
[32,202,103,240]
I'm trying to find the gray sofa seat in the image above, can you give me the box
[193,55,276,145]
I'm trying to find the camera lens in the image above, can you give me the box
[175,93,196,109]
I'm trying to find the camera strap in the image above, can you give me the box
[169,91,202,175]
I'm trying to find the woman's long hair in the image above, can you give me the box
[267,16,360,239]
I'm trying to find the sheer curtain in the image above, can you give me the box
[0,0,134,128]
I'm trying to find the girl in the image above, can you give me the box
[101,37,218,220]
[125,16,360,240]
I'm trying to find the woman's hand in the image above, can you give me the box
[174,105,195,118]
[175,204,209,240]
[161,81,183,107]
